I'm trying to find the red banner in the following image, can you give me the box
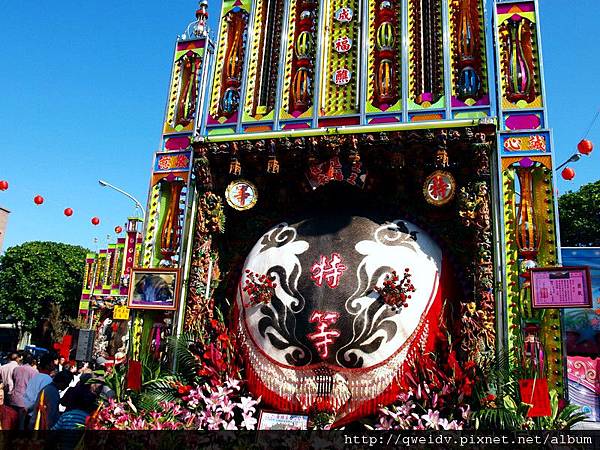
[519,378,551,417]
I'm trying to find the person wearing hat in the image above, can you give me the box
[94,356,108,367]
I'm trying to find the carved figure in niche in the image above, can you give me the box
[502,17,536,103]
[218,10,249,116]
[174,52,201,127]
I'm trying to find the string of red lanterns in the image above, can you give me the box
[560,138,594,181]
[1,182,108,227]
[0,180,129,235]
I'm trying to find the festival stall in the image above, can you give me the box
[77,218,143,364]
[562,248,600,422]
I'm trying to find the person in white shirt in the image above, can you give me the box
[0,352,22,396]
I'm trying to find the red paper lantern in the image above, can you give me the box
[561,167,575,180]
[64,208,73,217]
[115,226,123,234]
[34,195,44,205]
[577,139,593,155]
[0,180,8,191]
[91,217,100,226]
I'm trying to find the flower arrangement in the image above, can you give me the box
[375,269,416,311]
[185,314,240,384]
[471,350,588,430]
[88,378,260,430]
[87,306,262,431]
[242,270,277,307]
[370,352,474,430]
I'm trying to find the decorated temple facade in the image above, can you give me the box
[79,218,143,362]
[126,0,571,424]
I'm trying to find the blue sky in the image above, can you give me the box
[0,1,598,251]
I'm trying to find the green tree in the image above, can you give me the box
[0,241,88,330]
[558,180,600,247]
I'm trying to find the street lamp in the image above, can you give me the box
[555,153,582,171]
[98,179,146,221]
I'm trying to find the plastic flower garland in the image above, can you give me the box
[242,270,277,307]
[375,269,416,311]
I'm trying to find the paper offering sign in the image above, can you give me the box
[530,266,593,309]
[113,305,130,320]
[257,411,309,430]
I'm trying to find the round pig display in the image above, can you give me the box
[235,215,445,425]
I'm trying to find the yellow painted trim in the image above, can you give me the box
[197,118,489,143]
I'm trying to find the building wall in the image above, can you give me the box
[0,207,10,253]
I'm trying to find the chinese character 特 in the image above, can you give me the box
[429,175,449,200]
[311,253,347,289]
[308,311,340,358]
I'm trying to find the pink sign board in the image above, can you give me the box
[530,266,593,309]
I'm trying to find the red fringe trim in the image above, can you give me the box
[245,358,299,412]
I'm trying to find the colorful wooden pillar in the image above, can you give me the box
[131,5,212,363]
[494,0,565,397]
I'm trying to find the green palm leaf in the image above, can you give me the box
[138,375,181,410]
[167,332,201,384]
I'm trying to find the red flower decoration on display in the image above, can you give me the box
[34,195,44,205]
[480,393,497,407]
[172,381,192,396]
[374,268,416,311]
[243,270,277,307]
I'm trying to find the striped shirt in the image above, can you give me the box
[51,409,89,430]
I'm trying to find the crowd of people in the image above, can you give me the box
[0,351,104,430]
